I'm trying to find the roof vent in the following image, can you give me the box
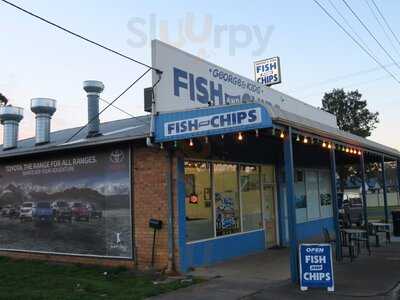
[0,105,24,150]
[83,80,104,138]
[31,98,56,145]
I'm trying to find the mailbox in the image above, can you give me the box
[149,219,163,230]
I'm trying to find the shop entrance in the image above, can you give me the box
[261,166,278,248]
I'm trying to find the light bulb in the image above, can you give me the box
[327,143,332,149]
[296,135,300,142]
[303,137,308,144]
[238,132,243,141]
[345,148,349,153]
[322,141,327,148]
[280,131,285,139]
[189,139,194,147]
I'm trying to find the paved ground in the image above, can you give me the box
[151,242,400,300]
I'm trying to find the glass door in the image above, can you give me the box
[261,166,278,248]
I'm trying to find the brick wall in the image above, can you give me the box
[133,146,180,272]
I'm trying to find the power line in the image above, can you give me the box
[341,0,400,72]
[65,68,151,143]
[365,0,400,59]
[313,0,400,84]
[371,0,400,54]
[327,0,373,54]
[0,0,160,72]
[99,97,150,126]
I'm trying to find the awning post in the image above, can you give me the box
[360,153,369,229]
[381,155,389,223]
[330,147,342,260]
[283,126,299,284]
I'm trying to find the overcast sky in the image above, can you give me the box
[1,0,400,149]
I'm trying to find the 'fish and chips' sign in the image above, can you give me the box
[299,244,334,292]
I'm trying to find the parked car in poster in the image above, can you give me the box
[52,201,72,222]
[71,202,90,221]
[87,203,102,219]
[20,202,34,222]
[32,201,54,223]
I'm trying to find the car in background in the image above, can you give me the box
[1,205,12,217]
[52,201,72,222]
[87,203,102,219]
[20,202,34,221]
[338,192,363,227]
[1,205,19,219]
[32,201,54,223]
[70,202,90,221]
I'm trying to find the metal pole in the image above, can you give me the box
[283,126,298,284]
[330,147,342,260]
[397,160,400,204]
[381,155,389,223]
[360,152,371,253]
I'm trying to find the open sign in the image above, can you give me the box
[299,244,334,292]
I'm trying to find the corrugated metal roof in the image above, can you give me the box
[266,103,400,158]
[0,115,151,158]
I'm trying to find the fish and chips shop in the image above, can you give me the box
[0,40,399,281]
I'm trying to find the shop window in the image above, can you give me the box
[319,170,333,218]
[184,161,214,242]
[240,165,262,231]
[306,170,321,220]
[295,169,307,223]
[214,163,241,236]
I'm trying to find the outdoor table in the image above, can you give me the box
[341,229,368,260]
[370,222,391,247]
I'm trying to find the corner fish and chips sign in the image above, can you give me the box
[151,40,273,142]
[299,244,334,292]
[254,57,281,86]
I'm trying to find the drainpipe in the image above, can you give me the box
[166,149,175,273]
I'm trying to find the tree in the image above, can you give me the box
[321,89,379,138]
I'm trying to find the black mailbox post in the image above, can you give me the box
[149,219,163,267]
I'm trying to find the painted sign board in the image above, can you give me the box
[254,57,281,86]
[299,243,334,292]
[154,103,272,142]
[151,40,338,128]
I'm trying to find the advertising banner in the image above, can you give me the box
[154,103,272,142]
[0,147,132,258]
[151,40,337,127]
[299,244,334,292]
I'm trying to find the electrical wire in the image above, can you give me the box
[65,68,151,143]
[364,0,400,59]
[327,0,373,54]
[0,0,160,72]
[371,0,400,55]
[313,0,400,85]
[341,0,400,72]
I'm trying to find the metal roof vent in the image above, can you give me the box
[0,105,24,150]
[83,80,104,138]
[31,98,56,145]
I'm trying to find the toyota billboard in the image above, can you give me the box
[0,146,132,258]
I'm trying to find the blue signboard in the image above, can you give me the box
[299,244,334,292]
[154,103,272,142]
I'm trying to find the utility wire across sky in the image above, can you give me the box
[313,0,400,85]
[341,0,400,73]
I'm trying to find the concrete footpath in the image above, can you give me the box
[151,243,400,300]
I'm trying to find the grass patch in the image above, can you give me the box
[0,257,196,300]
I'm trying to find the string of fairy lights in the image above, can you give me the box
[176,127,366,157]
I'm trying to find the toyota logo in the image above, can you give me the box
[110,150,124,163]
